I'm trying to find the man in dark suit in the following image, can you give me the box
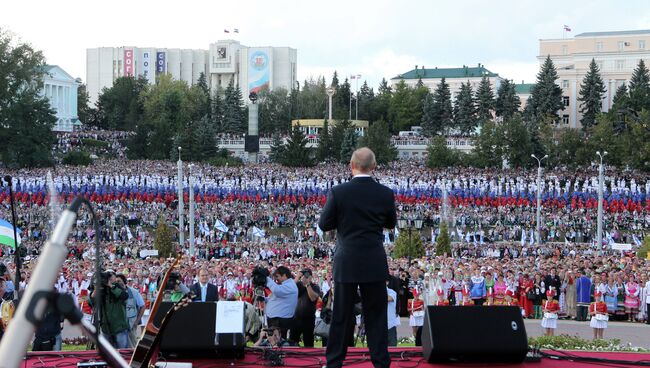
[319,147,397,368]
[191,268,218,302]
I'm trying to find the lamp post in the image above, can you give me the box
[398,217,424,266]
[177,147,184,250]
[352,74,361,120]
[531,154,548,245]
[596,151,608,248]
[326,87,335,122]
[189,164,195,257]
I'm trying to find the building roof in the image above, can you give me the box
[575,30,650,38]
[392,65,498,80]
[514,83,535,94]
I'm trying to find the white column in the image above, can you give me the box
[609,79,616,109]
[570,79,578,128]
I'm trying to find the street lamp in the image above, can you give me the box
[398,217,424,265]
[531,154,548,245]
[326,87,336,122]
[596,151,608,248]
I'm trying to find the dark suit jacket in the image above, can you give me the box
[319,176,397,283]
[190,282,219,302]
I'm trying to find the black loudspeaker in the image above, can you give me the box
[421,306,528,363]
[153,302,245,358]
[245,134,259,153]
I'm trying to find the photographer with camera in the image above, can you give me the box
[290,268,321,347]
[254,326,291,348]
[264,266,298,339]
[89,271,129,348]
[115,274,145,348]
[161,271,190,303]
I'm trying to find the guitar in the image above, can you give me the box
[130,256,183,368]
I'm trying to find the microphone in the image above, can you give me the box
[0,197,83,367]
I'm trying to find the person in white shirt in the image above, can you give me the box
[386,282,398,347]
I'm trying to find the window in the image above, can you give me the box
[615,60,625,70]
[562,80,569,89]
[618,41,625,51]
[563,96,570,106]
[640,40,646,50]
[562,115,570,125]
[596,61,604,71]
[562,45,568,55]
[596,42,603,52]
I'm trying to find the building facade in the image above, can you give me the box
[539,30,650,128]
[86,40,297,105]
[390,64,505,102]
[42,65,80,132]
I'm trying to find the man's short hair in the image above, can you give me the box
[350,147,376,172]
[116,274,127,283]
[273,266,292,279]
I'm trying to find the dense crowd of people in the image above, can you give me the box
[53,131,131,158]
[0,159,649,350]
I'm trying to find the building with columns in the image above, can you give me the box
[539,29,650,128]
[41,65,80,132]
[86,40,297,105]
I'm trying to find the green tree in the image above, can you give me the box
[472,121,503,168]
[501,116,533,168]
[339,127,358,163]
[62,150,92,166]
[357,81,375,122]
[375,78,393,131]
[211,88,225,130]
[0,29,56,168]
[330,119,352,161]
[298,76,327,119]
[95,76,148,130]
[334,77,352,120]
[281,126,314,167]
[421,93,438,136]
[195,72,211,119]
[222,79,246,133]
[389,80,419,131]
[358,120,397,164]
[495,79,521,121]
[316,120,333,162]
[258,88,291,134]
[453,81,476,135]
[426,136,458,168]
[77,83,93,125]
[153,217,176,258]
[475,76,495,125]
[628,59,650,112]
[268,133,286,164]
[611,84,630,113]
[393,231,424,259]
[431,78,454,134]
[528,56,564,122]
[578,59,606,130]
[436,222,452,256]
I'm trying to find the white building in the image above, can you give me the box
[86,40,297,105]
[390,64,505,101]
[539,29,650,128]
[41,65,80,132]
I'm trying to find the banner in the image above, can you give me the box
[611,243,632,251]
[140,51,152,82]
[124,49,134,77]
[248,49,270,93]
[139,249,159,258]
[156,52,166,74]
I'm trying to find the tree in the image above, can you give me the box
[0,29,56,168]
[357,81,375,122]
[472,121,504,168]
[375,78,393,131]
[578,59,606,130]
[420,93,437,137]
[611,84,630,113]
[94,76,148,130]
[258,88,291,134]
[475,76,495,125]
[153,217,176,258]
[426,136,459,168]
[268,133,286,164]
[316,120,333,162]
[298,76,327,119]
[330,119,352,161]
[195,72,211,119]
[281,126,314,167]
[453,81,476,135]
[528,56,564,122]
[628,59,650,112]
[393,231,424,259]
[501,116,533,168]
[334,76,351,120]
[77,83,93,125]
[436,222,452,256]
[222,79,246,133]
[431,78,454,134]
[389,80,420,132]
[62,150,92,166]
[358,120,397,164]
[495,79,521,121]
[339,127,358,163]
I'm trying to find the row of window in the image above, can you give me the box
[561,40,646,55]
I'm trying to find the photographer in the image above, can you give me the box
[115,274,145,348]
[254,326,291,348]
[32,298,64,351]
[89,271,129,348]
[265,266,298,339]
[290,269,321,347]
[161,272,190,303]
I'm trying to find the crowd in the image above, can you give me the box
[53,131,131,158]
[0,160,649,349]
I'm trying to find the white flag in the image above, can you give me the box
[252,226,265,238]
[214,219,229,233]
[520,230,526,246]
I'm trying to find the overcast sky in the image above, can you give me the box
[2,0,649,90]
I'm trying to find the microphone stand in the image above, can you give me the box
[4,175,21,300]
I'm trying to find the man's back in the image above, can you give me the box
[319,176,397,283]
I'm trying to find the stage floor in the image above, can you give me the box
[21,347,650,367]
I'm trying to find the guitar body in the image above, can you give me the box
[130,256,186,368]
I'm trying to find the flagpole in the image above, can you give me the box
[4,176,21,300]
[189,164,195,257]
[177,147,184,251]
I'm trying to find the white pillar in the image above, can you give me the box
[570,79,578,128]
[189,165,195,256]
[177,148,184,249]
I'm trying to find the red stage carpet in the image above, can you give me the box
[21,347,650,367]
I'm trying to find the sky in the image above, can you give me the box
[2,0,650,90]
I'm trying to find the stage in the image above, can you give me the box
[21,347,650,367]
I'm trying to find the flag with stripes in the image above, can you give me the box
[563,25,571,32]
[0,219,21,248]
[214,219,229,232]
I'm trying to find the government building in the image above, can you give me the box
[42,65,80,132]
[540,29,650,128]
[86,40,297,105]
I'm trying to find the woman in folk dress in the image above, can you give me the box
[624,275,640,322]
[541,288,560,336]
[589,290,608,340]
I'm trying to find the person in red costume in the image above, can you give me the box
[541,288,559,336]
[589,290,608,340]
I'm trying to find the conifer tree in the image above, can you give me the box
[628,59,650,112]
[495,79,521,121]
[528,56,564,122]
[578,59,606,130]
[475,76,495,125]
[453,81,476,135]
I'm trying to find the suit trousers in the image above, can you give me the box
[326,281,389,368]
